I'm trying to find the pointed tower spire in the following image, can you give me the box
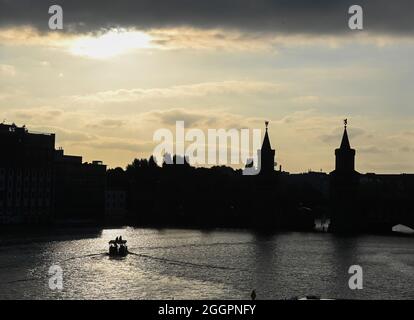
[334,119,356,173]
[257,121,276,175]
[340,119,351,149]
[262,121,272,151]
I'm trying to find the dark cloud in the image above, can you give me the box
[400,146,414,153]
[88,119,126,129]
[148,109,219,127]
[1,0,414,35]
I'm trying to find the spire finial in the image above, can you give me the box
[265,121,269,131]
[344,118,348,129]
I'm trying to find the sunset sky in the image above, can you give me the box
[1,0,413,173]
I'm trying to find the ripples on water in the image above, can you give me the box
[0,227,413,299]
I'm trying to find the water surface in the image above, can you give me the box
[0,228,413,299]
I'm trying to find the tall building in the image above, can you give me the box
[329,120,414,231]
[257,121,276,175]
[54,150,107,223]
[330,119,360,189]
[333,120,356,174]
[0,123,55,224]
[329,120,360,232]
[0,123,106,225]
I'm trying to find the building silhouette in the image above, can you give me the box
[330,120,360,190]
[257,121,276,175]
[329,121,360,232]
[54,149,106,223]
[329,120,414,232]
[0,123,55,224]
[0,123,106,225]
[0,121,413,232]
[334,120,356,174]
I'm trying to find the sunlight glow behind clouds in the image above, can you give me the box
[1,26,414,56]
[69,29,152,58]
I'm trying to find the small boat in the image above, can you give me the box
[108,238,128,257]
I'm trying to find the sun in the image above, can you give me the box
[70,29,152,59]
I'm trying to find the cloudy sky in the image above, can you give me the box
[1,0,413,173]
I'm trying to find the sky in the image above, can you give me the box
[0,0,413,173]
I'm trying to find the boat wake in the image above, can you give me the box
[127,250,246,271]
[60,249,248,272]
[63,252,106,261]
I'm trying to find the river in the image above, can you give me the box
[0,227,413,299]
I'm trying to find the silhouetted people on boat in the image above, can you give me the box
[108,236,128,257]
[109,243,118,256]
